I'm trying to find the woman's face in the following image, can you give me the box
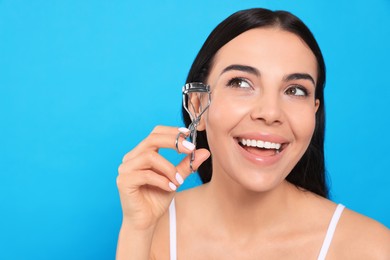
[202,28,319,192]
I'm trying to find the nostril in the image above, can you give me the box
[250,104,283,124]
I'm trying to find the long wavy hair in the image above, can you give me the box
[182,8,328,198]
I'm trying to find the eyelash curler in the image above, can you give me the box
[176,82,211,172]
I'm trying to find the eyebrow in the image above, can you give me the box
[221,64,316,85]
[284,73,316,85]
[220,64,260,77]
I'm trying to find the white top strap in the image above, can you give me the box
[169,198,177,260]
[317,204,345,260]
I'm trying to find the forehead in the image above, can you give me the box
[210,28,318,80]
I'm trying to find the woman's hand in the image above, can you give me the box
[116,125,210,231]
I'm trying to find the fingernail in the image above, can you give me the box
[169,182,177,191]
[175,172,184,185]
[178,127,190,133]
[182,140,195,151]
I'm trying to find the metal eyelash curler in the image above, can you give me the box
[176,82,211,172]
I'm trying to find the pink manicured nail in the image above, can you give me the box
[175,172,184,185]
[178,127,190,133]
[182,140,195,151]
[169,182,177,191]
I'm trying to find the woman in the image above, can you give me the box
[116,8,390,259]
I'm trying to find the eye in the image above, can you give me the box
[227,77,252,89]
[285,85,308,97]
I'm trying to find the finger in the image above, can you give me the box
[120,151,183,186]
[122,126,190,163]
[144,133,195,152]
[175,148,211,181]
[117,169,177,193]
[122,132,194,163]
[151,125,190,135]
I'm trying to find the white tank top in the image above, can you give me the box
[169,199,345,260]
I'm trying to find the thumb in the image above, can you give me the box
[176,148,210,180]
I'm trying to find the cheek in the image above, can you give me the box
[205,95,250,129]
[289,106,317,141]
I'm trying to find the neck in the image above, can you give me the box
[202,175,298,236]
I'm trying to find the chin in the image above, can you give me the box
[233,171,287,193]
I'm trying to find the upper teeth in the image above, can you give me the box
[240,139,282,150]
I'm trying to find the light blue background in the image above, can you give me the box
[1,0,389,259]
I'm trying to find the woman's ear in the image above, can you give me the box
[197,116,206,131]
[315,99,320,113]
[188,93,207,131]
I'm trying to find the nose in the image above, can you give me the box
[250,92,283,125]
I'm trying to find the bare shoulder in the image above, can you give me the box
[330,207,390,259]
[150,185,205,259]
[299,192,390,258]
[174,183,208,211]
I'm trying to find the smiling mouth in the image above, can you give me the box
[237,138,286,156]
